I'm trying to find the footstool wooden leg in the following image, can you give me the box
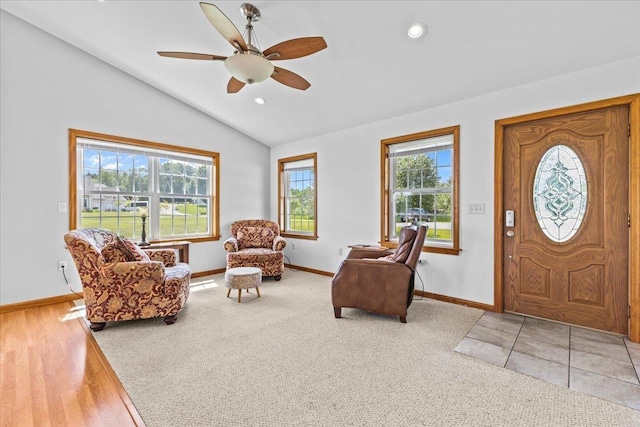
[237,289,242,303]
[256,287,261,298]
[227,288,231,298]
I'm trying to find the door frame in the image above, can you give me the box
[494,93,640,342]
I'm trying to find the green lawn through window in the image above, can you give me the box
[81,211,208,239]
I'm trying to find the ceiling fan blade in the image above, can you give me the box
[200,2,248,52]
[263,37,327,61]
[227,77,246,93]
[157,51,227,61]
[271,67,311,91]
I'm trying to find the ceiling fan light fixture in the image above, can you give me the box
[224,52,274,84]
[407,23,426,39]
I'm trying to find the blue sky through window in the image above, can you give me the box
[425,150,452,183]
[84,149,148,171]
[290,169,314,191]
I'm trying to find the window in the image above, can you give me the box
[381,126,460,255]
[69,129,220,242]
[278,153,317,239]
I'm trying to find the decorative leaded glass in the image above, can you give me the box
[533,145,587,243]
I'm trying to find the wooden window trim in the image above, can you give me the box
[278,153,318,240]
[68,129,220,242]
[380,126,461,255]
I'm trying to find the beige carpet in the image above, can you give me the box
[91,271,640,426]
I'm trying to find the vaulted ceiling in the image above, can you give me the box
[2,1,639,146]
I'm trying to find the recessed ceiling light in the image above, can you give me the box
[407,23,426,39]
[254,97,266,105]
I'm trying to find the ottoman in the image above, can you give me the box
[225,267,262,303]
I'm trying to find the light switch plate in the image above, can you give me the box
[469,203,485,214]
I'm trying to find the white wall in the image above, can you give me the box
[0,11,270,305]
[3,8,638,307]
[271,56,640,306]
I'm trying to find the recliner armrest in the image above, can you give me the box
[346,249,394,260]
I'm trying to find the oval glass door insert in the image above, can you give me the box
[533,144,587,243]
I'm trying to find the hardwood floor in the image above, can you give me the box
[0,301,143,426]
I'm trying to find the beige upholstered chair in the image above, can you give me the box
[331,225,427,323]
[223,219,286,281]
[64,228,191,331]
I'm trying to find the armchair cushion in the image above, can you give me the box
[237,226,275,249]
[117,236,151,262]
[101,243,132,263]
[394,227,418,263]
[145,249,177,267]
[379,227,418,263]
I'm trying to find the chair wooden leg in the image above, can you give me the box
[164,315,177,325]
[226,288,231,298]
[399,316,407,324]
[89,322,106,331]
[274,275,282,281]
[256,287,261,298]
[334,307,342,318]
[237,289,242,303]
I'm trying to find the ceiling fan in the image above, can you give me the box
[158,2,327,94]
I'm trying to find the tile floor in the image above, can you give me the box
[454,311,640,410]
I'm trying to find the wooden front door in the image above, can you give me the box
[503,106,629,334]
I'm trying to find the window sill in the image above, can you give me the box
[150,235,220,244]
[382,241,461,256]
[424,246,461,255]
[282,233,318,241]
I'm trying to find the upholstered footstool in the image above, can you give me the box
[225,267,262,303]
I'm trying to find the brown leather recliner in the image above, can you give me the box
[331,225,427,323]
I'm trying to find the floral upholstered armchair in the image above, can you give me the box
[223,219,286,281]
[64,228,191,331]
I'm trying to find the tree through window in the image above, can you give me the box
[278,153,317,239]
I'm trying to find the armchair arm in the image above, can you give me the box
[273,236,286,251]
[224,237,238,252]
[100,261,166,289]
[143,249,177,267]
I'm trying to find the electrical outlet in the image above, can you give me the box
[338,248,343,256]
[292,243,296,250]
[58,261,67,271]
